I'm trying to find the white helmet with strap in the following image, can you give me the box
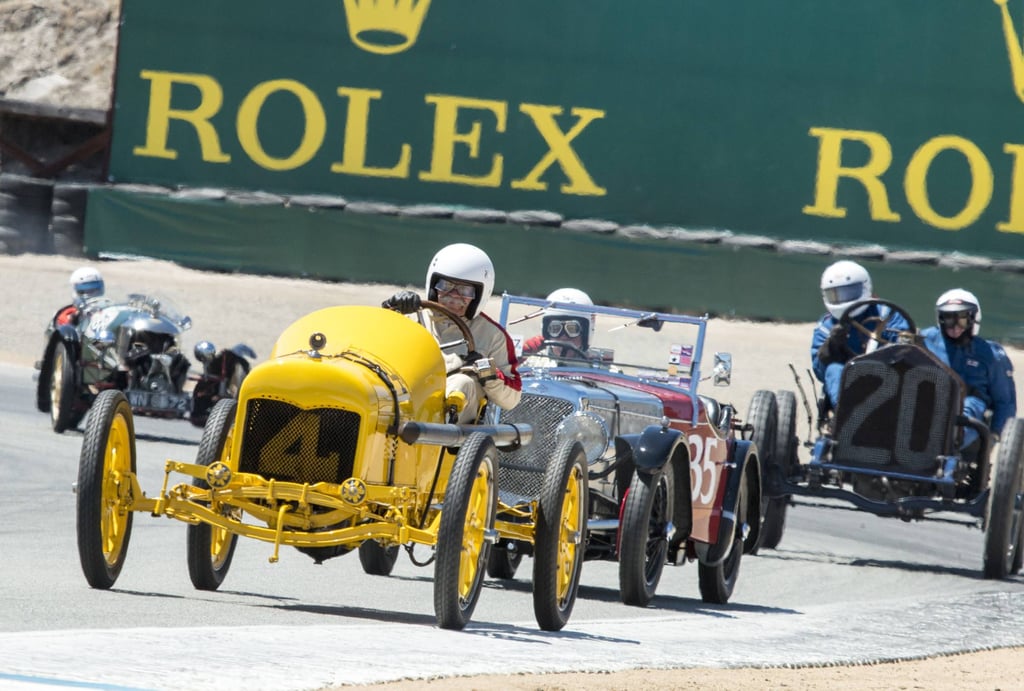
[543,288,595,350]
[70,266,105,300]
[820,260,872,320]
[936,288,981,336]
[424,243,494,319]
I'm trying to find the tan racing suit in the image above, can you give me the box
[419,310,522,422]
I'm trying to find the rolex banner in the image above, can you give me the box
[110,0,1024,259]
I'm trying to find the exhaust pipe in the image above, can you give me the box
[398,421,533,450]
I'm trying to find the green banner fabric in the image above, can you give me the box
[84,188,1024,344]
[108,0,1024,259]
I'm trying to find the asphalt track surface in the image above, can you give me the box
[1,256,1023,690]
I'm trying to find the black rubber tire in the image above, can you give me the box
[618,464,673,607]
[744,390,778,555]
[434,433,497,630]
[358,540,400,576]
[36,343,53,413]
[532,441,588,631]
[76,390,136,589]
[698,463,749,604]
[760,390,798,550]
[983,418,1024,579]
[49,341,80,433]
[486,541,524,579]
[1013,516,1024,576]
[187,398,240,590]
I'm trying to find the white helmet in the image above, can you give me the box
[820,260,872,319]
[546,288,593,307]
[70,266,104,300]
[543,288,596,350]
[424,243,494,319]
[935,288,981,336]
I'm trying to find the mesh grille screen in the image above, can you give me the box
[239,399,360,484]
[834,348,958,472]
[496,394,575,499]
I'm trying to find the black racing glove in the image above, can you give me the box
[382,290,421,314]
[817,324,853,366]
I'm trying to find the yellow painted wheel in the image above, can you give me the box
[555,463,585,602]
[434,433,497,630]
[458,462,494,599]
[76,390,136,589]
[188,398,240,590]
[533,441,588,631]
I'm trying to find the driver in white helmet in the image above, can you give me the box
[521,287,596,365]
[810,260,910,409]
[382,243,522,423]
[54,266,106,326]
[921,289,1016,450]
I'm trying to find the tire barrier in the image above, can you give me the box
[0,174,54,254]
[81,184,1024,344]
[5,176,1024,281]
[49,182,94,258]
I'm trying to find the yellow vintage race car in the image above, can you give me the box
[74,301,597,631]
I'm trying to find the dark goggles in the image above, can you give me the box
[545,318,584,339]
[434,278,476,299]
[938,310,972,329]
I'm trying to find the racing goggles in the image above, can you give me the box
[822,282,864,305]
[434,278,476,300]
[938,310,972,329]
[75,280,104,297]
[544,318,584,339]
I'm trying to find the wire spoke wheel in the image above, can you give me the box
[533,441,587,631]
[434,433,497,630]
[76,390,136,589]
[187,398,240,590]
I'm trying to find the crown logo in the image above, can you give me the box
[995,0,1024,103]
[342,0,432,55]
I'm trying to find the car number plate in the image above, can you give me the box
[126,389,190,413]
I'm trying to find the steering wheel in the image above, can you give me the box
[838,298,916,355]
[420,299,475,352]
[538,339,590,360]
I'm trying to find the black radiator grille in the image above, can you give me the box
[238,399,360,485]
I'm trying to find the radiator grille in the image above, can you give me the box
[238,399,360,484]
[834,348,958,473]
[496,394,576,500]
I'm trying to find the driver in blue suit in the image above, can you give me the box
[921,289,1016,451]
[810,260,910,409]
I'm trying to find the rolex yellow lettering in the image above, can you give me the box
[998,143,1024,234]
[237,80,326,171]
[331,87,411,178]
[133,70,230,163]
[995,0,1024,103]
[803,127,900,222]
[419,94,506,187]
[904,136,992,231]
[511,105,606,196]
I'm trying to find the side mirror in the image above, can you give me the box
[180,315,193,332]
[712,352,732,387]
[637,316,663,332]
